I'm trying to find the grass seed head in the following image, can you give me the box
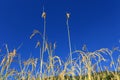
[42,12,46,19]
[66,13,70,19]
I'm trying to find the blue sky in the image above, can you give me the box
[0,0,120,61]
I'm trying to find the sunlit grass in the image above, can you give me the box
[0,12,120,80]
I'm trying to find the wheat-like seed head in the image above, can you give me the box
[30,30,41,39]
[42,12,46,19]
[66,13,70,19]
[9,49,16,57]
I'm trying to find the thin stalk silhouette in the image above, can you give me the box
[66,13,72,66]
[40,8,46,80]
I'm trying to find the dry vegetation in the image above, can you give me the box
[0,12,120,80]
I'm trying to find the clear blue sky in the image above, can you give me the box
[0,0,120,61]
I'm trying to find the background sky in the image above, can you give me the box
[0,0,120,63]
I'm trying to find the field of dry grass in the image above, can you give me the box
[0,12,120,80]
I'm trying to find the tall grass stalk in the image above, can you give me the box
[66,13,72,66]
[40,9,46,80]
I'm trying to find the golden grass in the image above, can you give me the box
[0,12,120,80]
[0,44,120,80]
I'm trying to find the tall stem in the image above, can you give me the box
[66,16,72,65]
[40,11,46,80]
